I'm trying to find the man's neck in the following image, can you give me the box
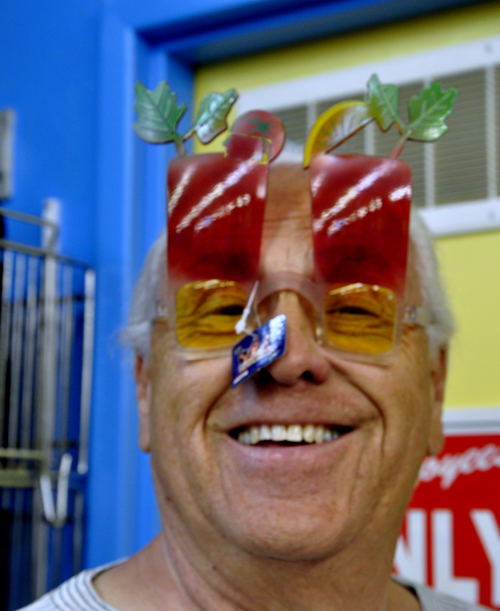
[93,534,420,611]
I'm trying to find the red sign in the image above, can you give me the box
[394,433,500,609]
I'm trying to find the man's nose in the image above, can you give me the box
[262,291,331,385]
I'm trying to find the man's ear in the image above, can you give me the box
[135,354,151,453]
[427,347,448,457]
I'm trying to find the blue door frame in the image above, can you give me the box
[89,0,477,567]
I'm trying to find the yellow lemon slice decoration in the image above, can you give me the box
[303,100,373,168]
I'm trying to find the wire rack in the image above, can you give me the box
[0,207,95,610]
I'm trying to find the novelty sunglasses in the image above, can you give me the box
[160,140,431,363]
[132,76,456,364]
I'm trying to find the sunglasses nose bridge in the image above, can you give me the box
[256,273,322,310]
[255,274,322,339]
[258,293,320,365]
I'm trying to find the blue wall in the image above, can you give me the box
[0,0,100,260]
[0,0,481,574]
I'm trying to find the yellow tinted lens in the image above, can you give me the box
[176,280,248,348]
[324,284,397,354]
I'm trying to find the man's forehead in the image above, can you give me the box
[263,163,311,222]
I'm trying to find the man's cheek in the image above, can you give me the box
[160,358,228,427]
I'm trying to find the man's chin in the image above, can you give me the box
[241,534,351,563]
[214,510,359,563]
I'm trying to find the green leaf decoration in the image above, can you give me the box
[367,74,401,132]
[407,82,458,141]
[133,80,186,145]
[191,88,238,144]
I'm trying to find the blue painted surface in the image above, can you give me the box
[116,0,325,31]
[90,12,138,563]
[142,0,477,64]
[0,0,100,262]
[0,0,482,579]
[115,0,473,39]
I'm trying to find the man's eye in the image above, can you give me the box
[334,306,377,317]
[215,305,244,317]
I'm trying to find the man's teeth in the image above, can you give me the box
[237,424,341,445]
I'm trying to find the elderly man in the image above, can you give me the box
[21,87,491,611]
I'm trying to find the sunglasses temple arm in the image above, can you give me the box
[235,281,260,334]
[404,305,432,328]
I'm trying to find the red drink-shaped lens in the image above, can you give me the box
[310,154,412,299]
[168,153,268,283]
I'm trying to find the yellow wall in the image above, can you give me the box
[438,233,500,407]
[194,2,500,409]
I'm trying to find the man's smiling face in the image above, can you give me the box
[136,163,446,563]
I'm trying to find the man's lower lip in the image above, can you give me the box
[222,429,357,477]
[224,431,354,468]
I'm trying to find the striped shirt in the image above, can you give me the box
[17,564,118,611]
[18,566,491,611]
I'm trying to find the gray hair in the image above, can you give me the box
[409,210,455,355]
[124,231,167,359]
[122,211,454,359]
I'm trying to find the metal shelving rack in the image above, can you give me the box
[0,206,95,610]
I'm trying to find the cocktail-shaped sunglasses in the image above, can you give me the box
[159,114,431,363]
